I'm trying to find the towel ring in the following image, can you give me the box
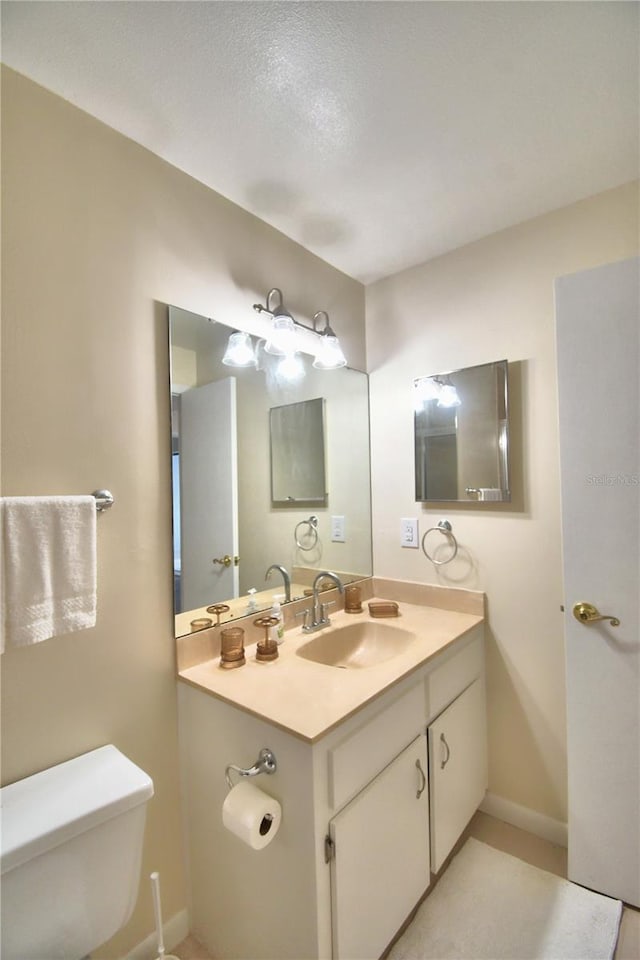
[295,515,319,551]
[421,519,458,566]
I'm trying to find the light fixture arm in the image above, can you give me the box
[253,287,289,317]
[312,311,336,337]
[266,288,284,314]
[253,290,329,335]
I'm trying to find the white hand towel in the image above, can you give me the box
[1,496,97,652]
[479,488,503,501]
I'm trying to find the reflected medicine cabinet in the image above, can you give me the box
[414,359,510,503]
[270,397,327,506]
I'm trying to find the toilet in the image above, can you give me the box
[0,744,154,960]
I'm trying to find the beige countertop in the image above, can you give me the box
[178,591,484,742]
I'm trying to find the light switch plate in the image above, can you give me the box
[400,517,419,548]
[331,515,346,542]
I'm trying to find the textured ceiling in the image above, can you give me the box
[2,1,638,283]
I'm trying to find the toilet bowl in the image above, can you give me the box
[0,744,154,960]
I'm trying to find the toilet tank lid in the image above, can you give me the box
[0,745,154,874]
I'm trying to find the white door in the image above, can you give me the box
[329,735,430,960]
[428,678,488,872]
[180,378,239,611]
[556,257,639,906]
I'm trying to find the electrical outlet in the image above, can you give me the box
[400,517,419,548]
[331,515,346,542]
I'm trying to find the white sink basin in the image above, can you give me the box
[296,621,415,669]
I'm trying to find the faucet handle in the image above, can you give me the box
[295,608,311,629]
[320,600,336,623]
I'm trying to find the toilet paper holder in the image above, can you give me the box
[225,748,277,790]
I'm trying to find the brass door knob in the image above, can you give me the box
[212,555,240,567]
[572,602,620,627]
[213,555,232,567]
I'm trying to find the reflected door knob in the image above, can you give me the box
[572,602,620,627]
[212,555,240,567]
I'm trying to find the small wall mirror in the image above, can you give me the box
[414,359,510,502]
[270,398,327,505]
[168,305,372,637]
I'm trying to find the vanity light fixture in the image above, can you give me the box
[413,376,441,411]
[413,375,461,410]
[222,330,257,367]
[253,289,347,369]
[436,376,461,408]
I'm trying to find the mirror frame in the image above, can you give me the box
[414,359,510,503]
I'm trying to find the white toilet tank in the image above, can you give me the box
[0,744,154,960]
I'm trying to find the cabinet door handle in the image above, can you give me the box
[415,758,427,799]
[440,733,451,770]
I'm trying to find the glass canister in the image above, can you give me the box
[344,584,363,613]
[220,626,246,669]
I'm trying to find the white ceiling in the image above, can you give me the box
[2,1,638,284]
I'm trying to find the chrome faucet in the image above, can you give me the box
[300,571,344,633]
[264,564,291,602]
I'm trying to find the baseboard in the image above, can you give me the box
[480,792,568,848]
[123,908,190,960]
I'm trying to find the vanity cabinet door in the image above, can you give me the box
[328,734,430,960]
[428,678,487,872]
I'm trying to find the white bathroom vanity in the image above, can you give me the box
[177,581,487,959]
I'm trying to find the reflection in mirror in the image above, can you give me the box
[270,398,327,505]
[169,306,372,637]
[414,359,510,502]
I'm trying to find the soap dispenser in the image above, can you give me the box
[270,595,285,644]
[246,588,258,615]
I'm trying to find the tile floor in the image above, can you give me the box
[173,810,639,959]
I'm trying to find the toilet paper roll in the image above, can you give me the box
[222,780,282,850]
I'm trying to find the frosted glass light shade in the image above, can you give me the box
[277,352,305,382]
[313,335,347,369]
[265,316,296,356]
[437,383,461,407]
[222,331,257,367]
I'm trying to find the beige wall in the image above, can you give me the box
[366,181,639,824]
[237,361,372,593]
[0,67,365,958]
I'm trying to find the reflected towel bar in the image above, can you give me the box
[295,515,319,551]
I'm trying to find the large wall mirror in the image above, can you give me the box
[414,359,510,502]
[169,306,373,637]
